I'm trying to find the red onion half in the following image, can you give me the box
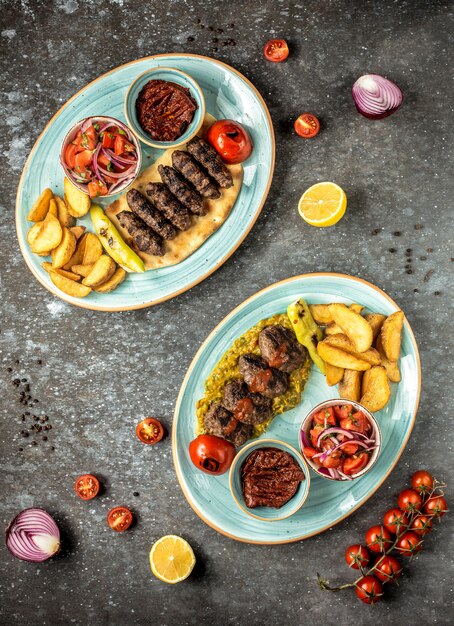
[352,74,403,119]
[6,508,60,562]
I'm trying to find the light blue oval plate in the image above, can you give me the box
[15,54,274,311]
[172,273,421,544]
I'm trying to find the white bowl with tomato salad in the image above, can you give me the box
[60,116,141,198]
[300,399,381,481]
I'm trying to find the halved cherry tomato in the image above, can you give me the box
[75,149,93,169]
[102,131,116,149]
[263,39,289,63]
[87,180,108,198]
[365,525,392,553]
[65,143,78,169]
[333,404,353,420]
[373,555,402,583]
[294,113,320,139]
[396,530,422,556]
[107,506,133,532]
[411,514,433,536]
[312,407,336,427]
[398,488,422,513]
[74,474,100,500]
[136,417,164,445]
[343,452,369,475]
[207,120,253,164]
[424,495,448,518]
[383,507,409,534]
[189,434,236,475]
[355,576,382,605]
[411,470,434,494]
[345,544,369,570]
[114,135,126,156]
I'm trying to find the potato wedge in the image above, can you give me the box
[27,188,53,222]
[82,255,116,287]
[93,267,127,293]
[380,311,404,362]
[350,304,364,315]
[338,369,362,402]
[324,334,381,366]
[63,233,88,269]
[325,363,344,386]
[308,304,333,325]
[376,336,401,383]
[317,341,371,371]
[49,271,91,297]
[365,313,387,342]
[70,225,86,241]
[47,198,58,217]
[329,303,373,352]
[27,222,44,249]
[42,262,81,282]
[82,233,103,265]
[325,304,364,335]
[64,176,91,217]
[51,227,77,269]
[71,264,94,278]
[360,365,391,412]
[55,196,75,227]
[28,213,63,254]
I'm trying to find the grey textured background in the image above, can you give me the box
[1,0,453,624]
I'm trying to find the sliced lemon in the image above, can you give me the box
[149,535,196,584]
[298,182,347,227]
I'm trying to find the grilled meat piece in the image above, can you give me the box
[204,402,251,446]
[259,325,307,373]
[157,165,206,216]
[171,150,220,199]
[222,380,272,426]
[117,211,164,256]
[237,354,288,398]
[186,137,233,189]
[126,189,177,240]
[145,182,191,231]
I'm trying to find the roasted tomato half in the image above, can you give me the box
[207,120,253,164]
[189,434,236,475]
[107,506,133,532]
[136,417,165,445]
[263,39,289,63]
[294,113,320,139]
[74,474,100,500]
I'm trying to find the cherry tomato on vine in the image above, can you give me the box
[383,507,409,534]
[294,113,320,139]
[411,470,434,494]
[107,506,133,532]
[365,525,392,553]
[345,544,369,570]
[396,531,422,556]
[189,434,236,475]
[398,488,422,513]
[424,495,448,518]
[74,474,100,500]
[263,39,289,63]
[355,576,383,605]
[411,514,433,536]
[373,555,402,583]
[136,417,164,445]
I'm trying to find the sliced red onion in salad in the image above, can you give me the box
[6,508,60,562]
[352,74,403,119]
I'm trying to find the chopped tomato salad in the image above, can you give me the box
[63,117,139,198]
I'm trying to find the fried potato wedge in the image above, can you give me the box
[329,303,373,352]
[350,304,364,315]
[82,233,103,266]
[376,336,401,383]
[364,313,387,342]
[360,365,391,412]
[325,363,344,386]
[380,311,404,362]
[93,267,127,293]
[42,262,81,282]
[71,264,94,278]
[324,334,381,366]
[27,188,53,222]
[63,233,88,269]
[55,196,75,227]
[317,341,371,371]
[64,176,91,217]
[82,255,116,287]
[28,213,63,254]
[49,271,91,297]
[47,198,58,217]
[51,227,77,269]
[324,304,365,335]
[70,225,86,241]
[338,369,362,402]
[309,304,333,325]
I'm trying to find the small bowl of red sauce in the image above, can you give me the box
[229,439,311,522]
[300,399,381,481]
[60,116,142,198]
[125,67,206,149]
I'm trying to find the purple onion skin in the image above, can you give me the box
[353,106,399,121]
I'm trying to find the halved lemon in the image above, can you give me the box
[298,182,347,227]
[149,535,196,584]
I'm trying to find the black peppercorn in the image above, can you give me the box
[389,248,396,253]
[393,231,402,236]
[133,492,140,497]
[37,360,42,365]
[7,367,12,372]
[31,441,37,446]
[42,436,48,441]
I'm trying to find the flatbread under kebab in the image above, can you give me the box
[105,113,243,270]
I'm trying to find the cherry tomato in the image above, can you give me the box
[411,470,434,494]
[107,506,133,532]
[424,495,448,518]
[345,544,369,570]
[87,180,108,198]
[312,407,336,427]
[365,525,392,553]
[373,555,402,583]
[342,452,369,476]
[411,514,433,537]
[74,474,100,500]
[398,488,422,513]
[75,149,93,169]
[65,143,78,169]
[263,39,289,63]
[383,508,409,534]
[355,576,383,605]
[135,417,164,445]
[207,120,253,164]
[294,113,320,139]
[333,404,353,420]
[189,434,236,475]
[396,531,422,556]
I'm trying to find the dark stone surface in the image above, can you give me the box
[1,1,453,624]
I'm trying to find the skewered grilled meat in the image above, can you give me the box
[237,354,288,398]
[186,137,233,189]
[126,189,177,240]
[171,150,220,199]
[145,182,191,231]
[259,325,307,373]
[157,165,206,216]
[117,211,164,256]
[223,380,272,425]
[204,402,251,446]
